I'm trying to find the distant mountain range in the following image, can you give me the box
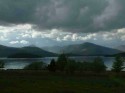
[0,45,56,58]
[43,42,122,56]
[115,45,125,51]
[0,42,123,58]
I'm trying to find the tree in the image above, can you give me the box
[24,62,46,70]
[56,53,68,71]
[92,57,106,72]
[82,61,93,71]
[48,59,56,72]
[64,60,77,74]
[112,56,124,72]
[0,60,4,68]
[77,61,93,72]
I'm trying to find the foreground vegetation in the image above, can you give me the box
[24,54,124,74]
[1,54,125,93]
[0,70,125,93]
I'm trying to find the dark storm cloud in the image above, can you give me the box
[0,0,125,32]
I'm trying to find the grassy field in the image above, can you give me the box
[0,70,125,93]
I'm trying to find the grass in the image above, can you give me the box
[0,70,125,93]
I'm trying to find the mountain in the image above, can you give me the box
[43,42,122,56]
[0,45,56,58]
[42,46,64,53]
[115,45,125,51]
[19,46,57,57]
[62,42,122,56]
[8,52,42,58]
[0,45,19,57]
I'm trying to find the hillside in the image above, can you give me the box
[116,45,125,51]
[43,46,64,53]
[19,46,57,57]
[62,42,122,56]
[0,45,56,58]
[0,45,19,57]
[8,52,42,58]
[43,42,122,56]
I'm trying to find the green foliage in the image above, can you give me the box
[64,60,77,74]
[24,62,46,70]
[76,62,93,72]
[47,53,107,74]
[92,57,106,72]
[76,62,84,72]
[48,59,56,72]
[76,57,106,72]
[0,60,4,68]
[82,62,93,71]
[56,53,68,71]
[112,56,124,72]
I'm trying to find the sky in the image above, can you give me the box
[0,0,125,48]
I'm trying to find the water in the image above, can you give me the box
[0,56,116,70]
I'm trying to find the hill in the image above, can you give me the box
[115,45,125,51]
[43,42,122,56]
[0,45,56,58]
[8,52,42,58]
[0,45,19,57]
[19,46,57,57]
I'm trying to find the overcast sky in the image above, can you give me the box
[0,0,125,48]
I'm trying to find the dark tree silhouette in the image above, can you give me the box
[56,53,68,71]
[24,62,45,70]
[48,59,56,72]
[92,57,106,72]
[82,62,93,71]
[112,56,124,72]
[65,60,77,74]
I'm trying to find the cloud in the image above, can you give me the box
[9,41,19,44]
[0,0,124,33]
[93,0,121,28]
[20,40,29,44]
[9,40,29,45]
[0,36,8,41]
[0,23,125,47]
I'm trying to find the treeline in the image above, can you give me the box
[22,54,125,74]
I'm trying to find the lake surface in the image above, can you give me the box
[1,56,118,70]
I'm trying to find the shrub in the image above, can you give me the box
[24,62,46,70]
[76,61,93,72]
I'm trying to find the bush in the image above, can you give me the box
[24,62,46,70]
